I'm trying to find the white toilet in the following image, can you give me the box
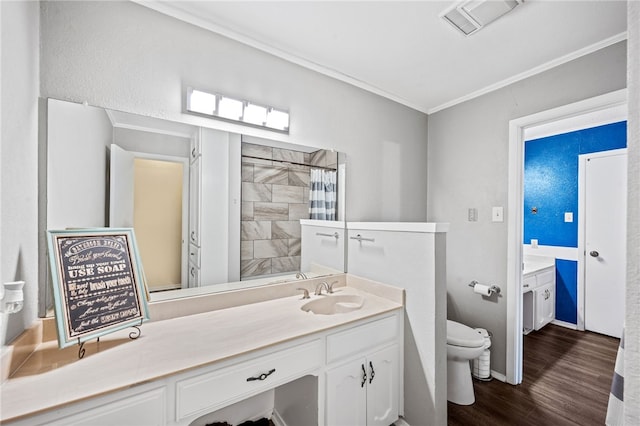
[446,320,485,405]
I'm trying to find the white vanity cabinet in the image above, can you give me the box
[324,315,401,426]
[522,263,556,333]
[4,307,404,426]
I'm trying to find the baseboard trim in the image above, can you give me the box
[551,319,578,330]
[271,409,286,426]
[490,370,507,382]
[394,417,411,426]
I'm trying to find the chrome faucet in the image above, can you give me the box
[297,287,310,299]
[296,272,308,279]
[315,281,333,296]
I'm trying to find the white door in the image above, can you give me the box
[584,151,626,338]
[109,144,135,227]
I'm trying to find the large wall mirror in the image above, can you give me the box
[40,98,346,316]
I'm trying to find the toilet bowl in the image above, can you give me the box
[447,320,485,405]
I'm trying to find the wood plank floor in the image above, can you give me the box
[447,325,620,426]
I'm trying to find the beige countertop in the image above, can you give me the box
[523,255,556,276]
[1,276,403,422]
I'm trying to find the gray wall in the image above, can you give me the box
[39,1,429,224]
[0,1,40,345]
[2,0,429,350]
[427,41,627,376]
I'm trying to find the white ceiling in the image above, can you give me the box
[140,1,627,114]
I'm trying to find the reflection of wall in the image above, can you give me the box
[524,121,627,324]
[114,128,190,158]
[240,142,337,278]
[47,99,113,230]
[133,159,183,290]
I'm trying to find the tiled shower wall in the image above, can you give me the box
[240,142,338,279]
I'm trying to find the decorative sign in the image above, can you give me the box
[47,228,150,348]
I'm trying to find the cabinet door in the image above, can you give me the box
[189,156,201,247]
[326,358,367,426]
[535,282,555,330]
[188,260,200,288]
[366,345,399,426]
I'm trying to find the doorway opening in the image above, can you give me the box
[109,145,189,292]
[506,89,627,385]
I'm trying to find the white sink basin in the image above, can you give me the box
[301,294,365,315]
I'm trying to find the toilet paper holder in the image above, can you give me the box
[468,280,501,295]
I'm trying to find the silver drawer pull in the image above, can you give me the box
[316,232,339,239]
[350,234,375,243]
[246,368,276,382]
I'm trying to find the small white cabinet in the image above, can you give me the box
[324,315,401,426]
[522,264,556,333]
[326,346,399,426]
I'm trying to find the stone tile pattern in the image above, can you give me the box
[241,142,338,279]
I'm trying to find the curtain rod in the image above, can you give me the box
[241,155,338,171]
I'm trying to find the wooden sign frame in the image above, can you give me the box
[47,228,150,348]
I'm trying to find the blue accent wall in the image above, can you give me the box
[524,121,627,247]
[524,121,626,325]
[555,259,577,324]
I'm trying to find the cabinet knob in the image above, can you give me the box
[590,250,599,258]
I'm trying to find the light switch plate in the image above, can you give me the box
[492,206,504,222]
[564,212,573,222]
[468,208,478,222]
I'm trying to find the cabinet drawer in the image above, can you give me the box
[522,275,536,292]
[536,269,555,286]
[176,339,322,421]
[326,315,398,364]
[47,387,166,426]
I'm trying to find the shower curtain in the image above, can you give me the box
[309,169,337,220]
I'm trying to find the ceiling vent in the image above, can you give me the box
[441,0,522,36]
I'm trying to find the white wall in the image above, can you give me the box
[39,1,429,225]
[427,41,627,376]
[626,1,640,421]
[0,1,40,346]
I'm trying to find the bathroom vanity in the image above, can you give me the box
[522,256,556,334]
[1,275,404,426]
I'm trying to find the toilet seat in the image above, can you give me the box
[447,320,484,348]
